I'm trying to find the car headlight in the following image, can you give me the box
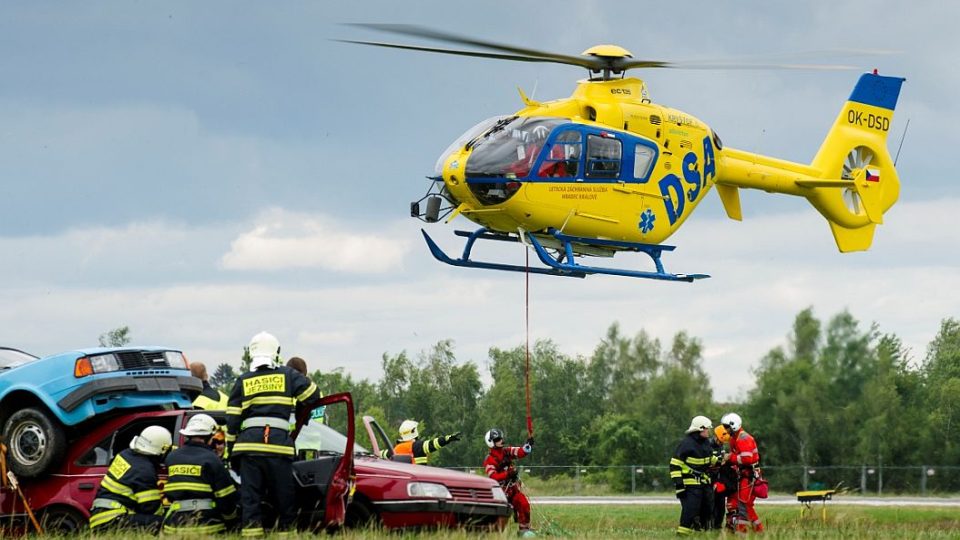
[90,354,120,373]
[75,354,120,377]
[491,486,508,503]
[165,351,189,369]
[407,482,452,499]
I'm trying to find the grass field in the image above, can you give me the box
[33,504,960,539]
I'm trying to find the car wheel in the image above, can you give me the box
[40,505,88,533]
[3,407,67,478]
[345,499,377,528]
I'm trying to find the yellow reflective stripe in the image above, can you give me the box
[225,433,237,442]
[686,456,710,466]
[226,406,242,415]
[296,382,318,403]
[242,527,265,537]
[89,508,127,528]
[215,484,237,498]
[682,478,700,485]
[164,482,213,493]
[677,525,695,535]
[413,456,429,464]
[232,442,295,455]
[240,396,295,409]
[135,488,162,502]
[101,476,134,497]
[670,471,682,478]
[164,524,226,534]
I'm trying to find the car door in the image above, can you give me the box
[292,392,355,528]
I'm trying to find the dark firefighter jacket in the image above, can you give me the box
[669,432,720,496]
[225,365,320,457]
[89,449,163,529]
[162,440,239,533]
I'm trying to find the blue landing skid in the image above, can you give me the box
[421,228,710,282]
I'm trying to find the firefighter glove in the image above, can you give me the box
[525,437,535,447]
[507,469,519,481]
[446,432,462,443]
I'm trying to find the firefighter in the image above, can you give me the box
[162,413,239,534]
[226,331,320,537]
[89,425,171,533]
[386,420,461,464]
[191,361,228,410]
[709,425,737,530]
[721,412,764,533]
[669,415,722,535]
[483,429,535,537]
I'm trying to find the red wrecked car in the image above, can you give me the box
[0,394,510,533]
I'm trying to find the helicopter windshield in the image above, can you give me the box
[465,117,569,179]
[434,115,512,175]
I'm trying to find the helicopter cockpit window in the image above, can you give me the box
[634,144,655,181]
[537,130,581,178]
[586,134,622,179]
[465,117,568,180]
[434,115,512,176]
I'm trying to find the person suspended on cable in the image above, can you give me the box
[225,331,321,537]
[380,420,461,464]
[162,413,239,534]
[483,428,536,537]
[88,425,171,533]
[669,415,723,535]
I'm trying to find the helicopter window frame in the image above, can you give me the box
[535,129,582,179]
[632,141,658,183]
[585,134,622,180]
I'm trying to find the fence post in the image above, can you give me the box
[631,466,636,494]
[878,461,883,496]
[861,465,867,494]
[920,466,926,496]
[575,465,581,495]
[802,465,808,491]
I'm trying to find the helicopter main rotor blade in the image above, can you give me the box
[635,61,859,71]
[336,39,585,65]
[344,23,599,69]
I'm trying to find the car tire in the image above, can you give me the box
[345,499,377,528]
[40,505,88,533]
[4,407,67,478]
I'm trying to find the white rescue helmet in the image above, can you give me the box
[249,331,281,371]
[399,420,419,442]
[181,413,219,437]
[686,415,713,434]
[130,425,173,456]
[484,428,504,448]
[721,412,743,434]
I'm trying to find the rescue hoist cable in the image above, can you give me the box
[525,248,534,438]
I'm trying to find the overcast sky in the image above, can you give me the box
[1,2,956,402]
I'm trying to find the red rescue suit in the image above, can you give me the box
[726,429,763,533]
[484,445,531,532]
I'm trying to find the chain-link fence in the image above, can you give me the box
[447,465,960,496]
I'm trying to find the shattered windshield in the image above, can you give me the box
[465,117,569,179]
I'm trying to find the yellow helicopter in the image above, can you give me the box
[344,25,905,281]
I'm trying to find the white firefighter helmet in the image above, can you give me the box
[181,413,219,437]
[399,420,419,442]
[686,415,713,434]
[484,428,504,448]
[721,412,743,433]
[130,425,173,456]
[249,331,281,371]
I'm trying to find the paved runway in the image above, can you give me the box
[531,495,960,507]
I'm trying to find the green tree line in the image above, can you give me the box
[209,309,960,489]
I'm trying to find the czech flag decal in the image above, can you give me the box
[865,169,881,183]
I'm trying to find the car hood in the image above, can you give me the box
[355,456,496,488]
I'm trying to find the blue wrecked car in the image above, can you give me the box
[0,346,200,477]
